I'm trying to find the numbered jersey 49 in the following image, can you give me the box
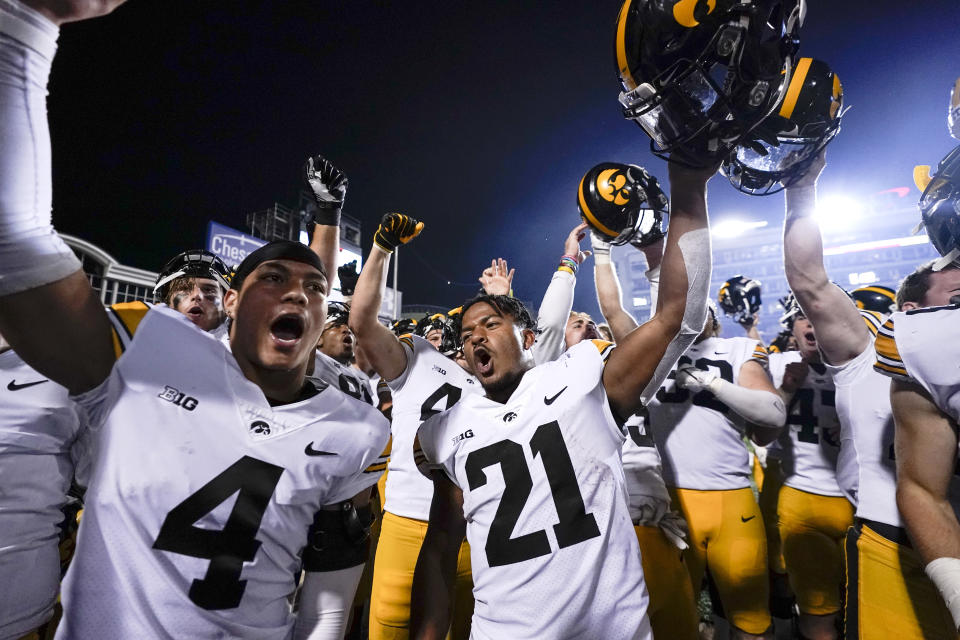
[61,306,390,639]
[418,340,650,640]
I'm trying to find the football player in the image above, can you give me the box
[781,150,960,639]
[152,250,231,332]
[313,301,374,406]
[873,146,960,634]
[0,4,390,638]
[766,294,853,640]
[645,301,786,640]
[348,214,483,640]
[591,229,699,640]
[411,157,716,640]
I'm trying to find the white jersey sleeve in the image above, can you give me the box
[60,306,390,640]
[646,336,764,490]
[418,340,650,640]
[0,350,80,638]
[383,334,480,521]
[768,351,843,496]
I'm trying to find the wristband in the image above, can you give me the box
[558,255,579,275]
[926,557,960,631]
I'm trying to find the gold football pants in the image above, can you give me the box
[635,524,698,640]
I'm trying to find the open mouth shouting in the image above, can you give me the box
[185,305,205,324]
[473,345,494,378]
[270,313,306,349]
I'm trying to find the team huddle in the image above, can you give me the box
[2,1,960,640]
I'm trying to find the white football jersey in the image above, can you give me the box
[646,336,768,491]
[621,412,670,519]
[767,351,843,497]
[311,350,374,405]
[0,350,80,639]
[418,340,650,640]
[57,306,390,639]
[383,334,480,521]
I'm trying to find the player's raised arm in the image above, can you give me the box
[601,162,714,419]
[782,153,869,365]
[591,231,640,343]
[303,154,347,295]
[347,213,423,382]
[0,0,124,394]
[532,222,589,363]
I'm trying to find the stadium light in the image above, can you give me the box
[815,196,863,231]
[711,219,769,238]
[632,296,649,308]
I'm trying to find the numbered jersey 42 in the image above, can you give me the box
[416,341,648,639]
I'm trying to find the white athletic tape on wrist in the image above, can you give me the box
[926,557,960,631]
[639,228,711,402]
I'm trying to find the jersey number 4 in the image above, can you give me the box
[153,456,284,610]
[465,421,601,567]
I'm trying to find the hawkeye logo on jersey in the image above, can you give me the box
[158,385,198,411]
[250,420,271,436]
[451,430,474,446]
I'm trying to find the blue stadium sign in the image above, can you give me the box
[206,221,266,267]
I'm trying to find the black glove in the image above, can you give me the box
[337,260,360,296]
[303,154,348,226]
[373,213,423,253]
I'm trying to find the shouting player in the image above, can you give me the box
[410,156,715,640]
[0,3,389,638]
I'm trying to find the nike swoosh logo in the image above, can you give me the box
[741,515,756,523]
[544,386,568,405]
[7,379,48,391]
[305,443,338,457]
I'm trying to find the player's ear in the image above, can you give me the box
[899,301,919,311]
[521,328,536,350]
[223,289,238,320]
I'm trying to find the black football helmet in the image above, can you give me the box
[324,301,350,329]
[724,57,845,195]
[391,317,418,336]
[778,292,802,330]
[615,0,804,164]
[851,285,896,315]
[717,275,762,324]
[154,250,232,302]
[916,145,960,270]
[578,162,668,245]
[415,313,459,356]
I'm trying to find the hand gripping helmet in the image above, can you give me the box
[577,162,669,245]
[915,145,960,270]
[415,313,459,356]
[723,57,845,195]
[615,0,804,164]
[850,285,896,316]
[154,250,232,302]
[324,301,351,329]
[717,275,762,323]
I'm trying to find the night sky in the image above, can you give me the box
[45,0,960,315]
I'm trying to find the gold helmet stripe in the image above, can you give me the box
[857,286,895,300]
[615,0,638,91]
[778,57,813,120]
[579,176,619,238]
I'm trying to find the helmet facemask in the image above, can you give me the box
[918,145,960,270]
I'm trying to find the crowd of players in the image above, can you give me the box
[3,1,960,640]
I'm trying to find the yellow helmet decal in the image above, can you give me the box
[829,73,843,119]
[597,168,631,206]
[673,0,717,28]
[913,165,933,192]
[579,176,619,238]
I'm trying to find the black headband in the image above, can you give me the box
[230,241,327,291]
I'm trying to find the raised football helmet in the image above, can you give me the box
[577,162,668,245]
[724,57,844,195]
[324,301,351,329]
[615,0,804,164]
[415,313,459,356]
[391,317,418,336]
[916,145,960,270]
[851,285,896,315]
[154,250,231,302]
[717,275,762,324]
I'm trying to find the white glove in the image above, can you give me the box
[659,511,689,551]
[633,495,669,528]
[675,364,717,394]
[590,231,612,265]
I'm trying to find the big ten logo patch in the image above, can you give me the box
[158,385,198,411]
